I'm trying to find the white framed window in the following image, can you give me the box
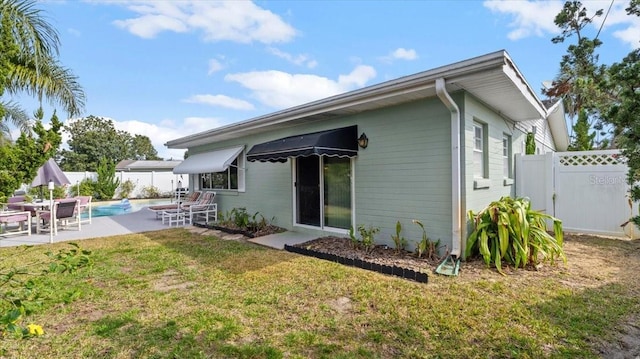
[473,122,487,178]
[503,134,512,178]
[199,153,245,191]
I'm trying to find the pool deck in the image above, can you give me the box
[0,207,315,250]
[0,208,170,247]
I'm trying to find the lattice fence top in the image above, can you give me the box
[558,152,624,166]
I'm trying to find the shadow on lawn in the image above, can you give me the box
[149,228,297,274]
[532,282,640,356]
[90,313,283,358]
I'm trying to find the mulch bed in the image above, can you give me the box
[288,236,447,283]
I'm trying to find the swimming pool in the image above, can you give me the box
[86,198,172,218]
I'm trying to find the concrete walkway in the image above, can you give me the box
[0,208,315,250]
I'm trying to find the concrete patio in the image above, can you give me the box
[0,207,315,250]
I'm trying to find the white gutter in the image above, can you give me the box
[435,78,462,258]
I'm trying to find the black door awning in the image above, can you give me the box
[247,126,358,162]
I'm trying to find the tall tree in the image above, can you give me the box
[0,0,82,197]
[130,134,161,160]
[607,49,640,224]
[59,115,163,171]
[543,1,611,144]
[568,109,596,151]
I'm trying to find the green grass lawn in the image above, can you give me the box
[1,229,639,358]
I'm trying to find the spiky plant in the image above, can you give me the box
[466,196,565,274]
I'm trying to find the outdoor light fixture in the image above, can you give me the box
[48,179,55,191]
[358,132,369,149]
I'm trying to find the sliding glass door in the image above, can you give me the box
[296,156,352,230]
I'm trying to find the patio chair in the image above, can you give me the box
[6,195,26,212]
[148,191,202,219]
[36,199,81,235]
[183,192,217,224]
[0,211,31,237]
[75,196,92,224]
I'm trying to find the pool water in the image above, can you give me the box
[85,199,172,218]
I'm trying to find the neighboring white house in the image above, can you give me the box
[165,50,569,257]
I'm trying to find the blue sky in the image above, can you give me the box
[16,0,640,159]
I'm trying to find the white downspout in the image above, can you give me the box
[435,78,462,258]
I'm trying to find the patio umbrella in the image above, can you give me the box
[31,158,71,195]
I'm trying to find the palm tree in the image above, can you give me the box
[0,101,29,144]
[0,0,85,137]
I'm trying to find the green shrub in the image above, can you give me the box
[118,179,136,199]
[525,132,536,154]
[217,208,279,234]
[141,185,161,198]
[94,158,120,200]
[69,178,95,197]
[30,186,66,199]
[349,224,380,253]
[466,196,565,274]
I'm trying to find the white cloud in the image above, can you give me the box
[380,47,419,63]
[224,65,376,108]
[613,25,640,48]
[391,48,418,61]
[596,1,640,49]
[267,47,318,68]
[483,0,563,40]
[338,65,377,88]
[67,28,82,37]
[108,0,297,44]
[484,0,640,48]
[114,117,225,160]
[183,94,255,110]
[207,59,224,75]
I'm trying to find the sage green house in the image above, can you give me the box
[166,50,569,257]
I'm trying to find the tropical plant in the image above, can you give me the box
[412,220,440,260]
[466,196,565,274]
[390,220,407,252]
[230,207,249,229]
[0,0,85,127]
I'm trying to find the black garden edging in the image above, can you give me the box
[194,223,257,238]
[284,244,428,284]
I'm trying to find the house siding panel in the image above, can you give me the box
[463,93,529,218]
[353,98,452,250]
[187,97,455,251]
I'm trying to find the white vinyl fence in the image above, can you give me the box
[65,171,189,199]
[515,150,639,239]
